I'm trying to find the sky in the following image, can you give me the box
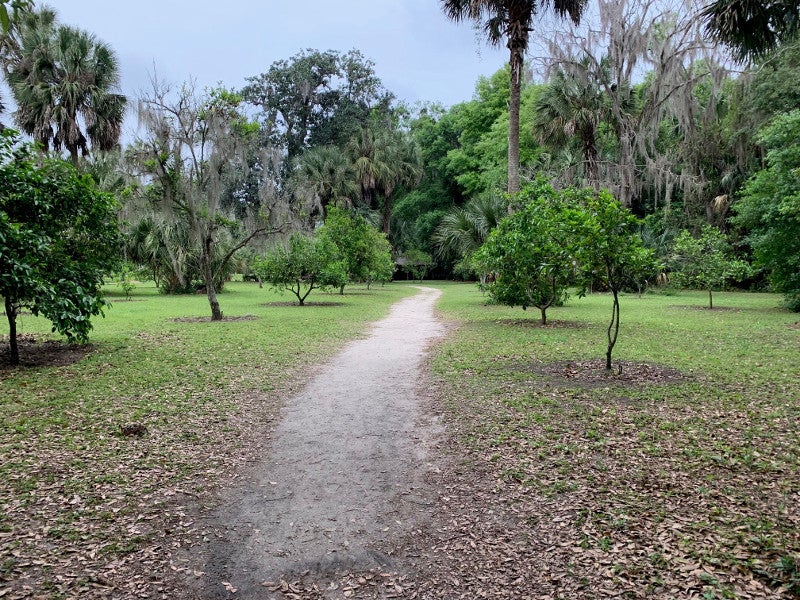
[51,0,511,138]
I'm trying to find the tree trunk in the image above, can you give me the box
[201,235,223,321]
[583,127,600,190]
[507,44,523,195]
[540,307,547,325]
[5,297,19,366]
[708,288,713,309]
[606,289,621,371]
[382,195,392,235]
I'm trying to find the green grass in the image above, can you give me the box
[429,282,800,597]
[2,280,798,597]
[0,280,416,597]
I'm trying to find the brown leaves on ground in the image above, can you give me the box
[0,385,282,599]
[538,360,687,386]
[279,358,798,599]
[365,363,800,599]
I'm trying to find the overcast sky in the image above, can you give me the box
[51,0,511,138]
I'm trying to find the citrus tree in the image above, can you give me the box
[0,132,120,364]
[670,225,750,309]
[316,207,394,292]
[474,182,575,325]
[252,234,346,306]
[569,188,659,371]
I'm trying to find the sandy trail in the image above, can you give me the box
[191,286,446,598]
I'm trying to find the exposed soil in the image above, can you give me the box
[171,315,260,323]
[0,335,92,369]
[492,318,586,329]
[537,359,688,386]
[177,287,447,598]
[261,302,346,308]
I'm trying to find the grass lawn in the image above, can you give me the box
[0,280,416,598]
[424,282,800,599]
[1,280,798,598]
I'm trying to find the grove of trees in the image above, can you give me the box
[2,0,800,363]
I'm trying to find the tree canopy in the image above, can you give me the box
[733,110,800,310]
[0,131,120,364]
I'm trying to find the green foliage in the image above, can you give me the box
[3,6,126,161]
[251,234,345,305]
[733,109,800,310]
[242,49,392,160]
[123,214,237,294]
[568,189,659,295]
[316,207,394,290]
[432,193,507,272]
[398,249,433,281]
[116,263,137,300]
[670,225,751,308]
[0,132,120,364]
[701,0,800,62]
[474,182,575,324]
[567,188,660,370]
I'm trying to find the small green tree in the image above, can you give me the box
[316,206,394,293]
[670,225,750,309]
[399,249,433,281]
[474,182,575,325]
[0,132,120,365]
[363,226,395,288]
[252,234,346,306]
[570,189,659,371]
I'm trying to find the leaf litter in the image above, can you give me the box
[2,307,798,599]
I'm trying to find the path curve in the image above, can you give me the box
[192,286,446,597]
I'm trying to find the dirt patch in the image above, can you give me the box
[170,314,260,323]
[536,359,688,386]
[261,301,346,308]
[0,335,92,369]
[670,304,741,312]
[493,318,586,329]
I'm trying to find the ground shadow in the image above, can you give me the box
[0,335,92,369]
[669,304,742,312]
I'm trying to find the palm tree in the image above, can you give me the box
[294,145,358,220]
[532,61,604,189]
[701,0,800,62]
[441,0,587,194]
[349,126,390,211]
[378,129,422,235]
[433,194,507,260]
[5,8,126,162]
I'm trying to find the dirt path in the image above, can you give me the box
[187,286,446,598]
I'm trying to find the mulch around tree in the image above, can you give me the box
[493,318,587,329]
[537,359,688,386]
[261,302,346,308]
[0,335,92,370]
[669,304,742,312]
[170,315,260,323]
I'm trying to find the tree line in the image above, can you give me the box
[1,0,798,365]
